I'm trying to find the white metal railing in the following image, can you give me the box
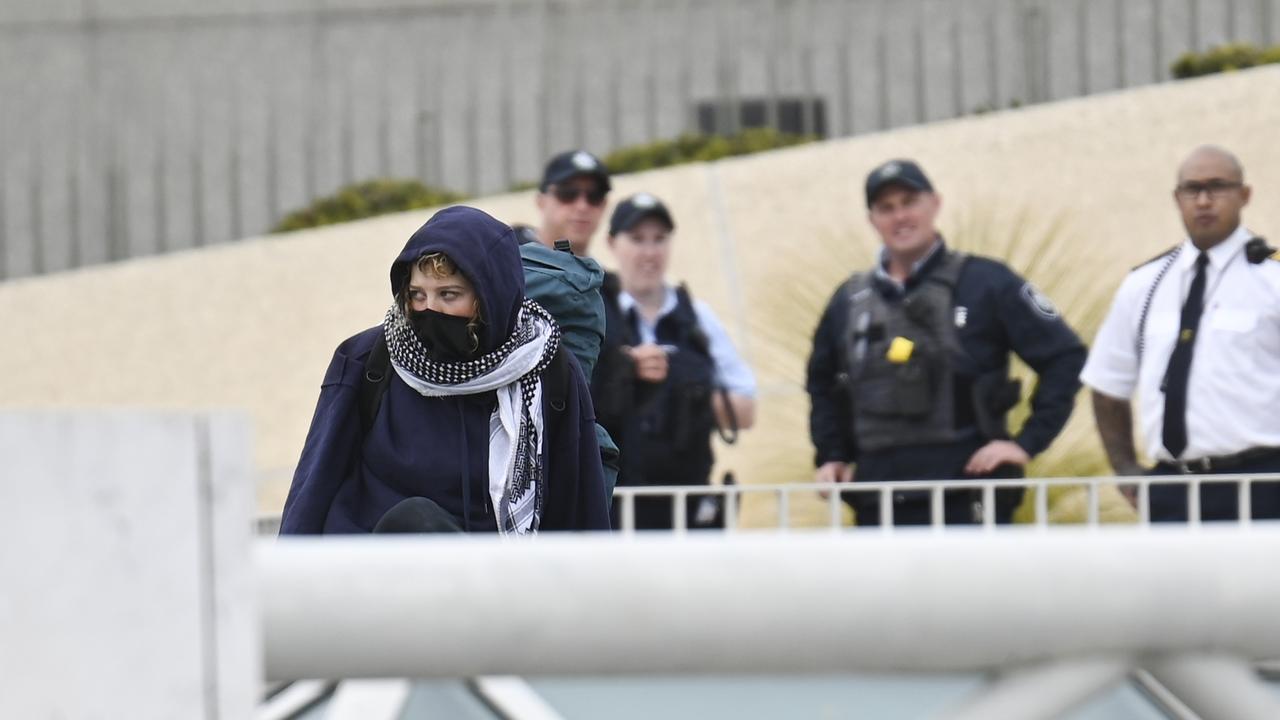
[611,473,1280,533]
[255,473,1280,536]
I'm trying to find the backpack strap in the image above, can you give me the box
[358,332,392,436]
[543,345,571,413]
[601,271,622,303]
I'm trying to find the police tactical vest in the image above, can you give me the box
[595,275,718,487]
[842,251,971,452]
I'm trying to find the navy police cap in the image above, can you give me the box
[609,192,675,236]
[865,159,934,207]
[540,150,612,193]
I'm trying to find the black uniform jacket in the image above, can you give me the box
[805,244,1087,466]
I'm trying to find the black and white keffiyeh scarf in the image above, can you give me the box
[384,298,562,536]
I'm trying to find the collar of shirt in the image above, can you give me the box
[1176,225,1252,274]
[616,285,677,343]
[874,237,945,293]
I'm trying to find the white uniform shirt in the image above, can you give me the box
[1081,226,1280,462]
[616,286,758,398]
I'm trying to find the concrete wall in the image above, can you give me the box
[1,0,1278,280]
[0,411,258,718]
[0,66,1277,524]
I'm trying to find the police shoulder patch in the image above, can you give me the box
[1020,282,1060,320]
[1131,245,1179,271]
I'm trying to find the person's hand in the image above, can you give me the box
[626,344,669,383]
[964,440,1030,476]
[815,461,854,499]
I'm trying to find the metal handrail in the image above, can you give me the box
[255,473,1280,536]
[611,474,1280,533]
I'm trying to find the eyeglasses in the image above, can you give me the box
[551,185,608,207]
[1175,180,1243,201]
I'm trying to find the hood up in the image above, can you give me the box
[389,206,525,354]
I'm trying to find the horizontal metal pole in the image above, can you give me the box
[259,529,1280,680]
[611,474,1280,498]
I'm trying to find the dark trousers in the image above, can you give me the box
[1147,451,1280,522]
[845,439,1025,527]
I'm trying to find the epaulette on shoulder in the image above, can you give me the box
[1132,245,1179,271]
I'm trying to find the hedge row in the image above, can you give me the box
[1171,42,1280,79]
[271,179,468,233]
[272,128,816,233]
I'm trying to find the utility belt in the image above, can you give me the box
[1154,447,1280,475]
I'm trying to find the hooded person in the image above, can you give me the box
[279,206,610,534]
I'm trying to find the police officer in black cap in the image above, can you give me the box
[510,149,622,498]
[593,193,757,529]
[805,159,1087,525]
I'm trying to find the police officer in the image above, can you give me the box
[1082,145,1280,521]
[806,159,1086,526]
[592,193,757,529]
[511,150,620,495]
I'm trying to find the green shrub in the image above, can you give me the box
[272,179,468,233]
[602,128,817,175]
[1171,42,1280,79]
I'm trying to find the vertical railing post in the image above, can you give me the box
[880,486,893,531]
[673,490,687,534]
[1086,481,1100,527]
[723,484,738,534]
[930,485,944,529]
[982,483,996,528]
[1238,476,1252,526]
[1188,478,1201,526]
[828,484,842,530]
[1035,480,1050,528]
[620,492,635,535]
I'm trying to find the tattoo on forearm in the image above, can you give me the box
[1092,391,1139,474]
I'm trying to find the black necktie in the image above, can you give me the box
[1161,252,1209,458]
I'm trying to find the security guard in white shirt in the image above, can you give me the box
[1081,145,1280,521]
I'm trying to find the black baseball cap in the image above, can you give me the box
[539,150,612,193]
[865,159,934,206]
[609,193,675,236]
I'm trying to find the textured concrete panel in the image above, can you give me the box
[0,411,258,719]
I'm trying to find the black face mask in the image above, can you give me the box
[410,308,480,362]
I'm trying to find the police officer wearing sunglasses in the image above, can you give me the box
[1083,145,1280,521]
[513,150,621,496]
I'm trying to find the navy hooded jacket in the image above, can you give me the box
[279,206,610,534]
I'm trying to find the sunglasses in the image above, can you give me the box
[551,185,608,207]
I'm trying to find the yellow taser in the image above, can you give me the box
[886,336,915,364]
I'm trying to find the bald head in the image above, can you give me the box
[1173,145,1250,250]
[1177,145,1244,184]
